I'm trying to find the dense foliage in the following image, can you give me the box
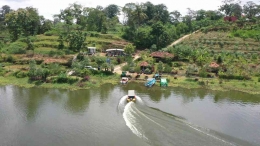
[0,0,260,86]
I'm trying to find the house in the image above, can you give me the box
[208,62,220,73]
[87,47,96,55]
[209,62,220,68]
[140,61,149,72]
[106,49,125,57]
[224,16,237,22]
[150,51,174,62]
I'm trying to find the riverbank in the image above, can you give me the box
[125,73,260,94]
[1,73,260,94]
[0,75,120,90]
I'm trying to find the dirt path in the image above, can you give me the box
[113,55,140,74]
[168,30,200,47]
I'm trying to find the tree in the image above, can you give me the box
[122,3,136,25]
[104,4,120,18]
[170,10,181,24]
[124,43,136,55]
[39,18,53,34]
[131,3,147,27]
[143,2,156,22]
[205,10,223,20]
[58,34,65,50]
[219,0,242,18]
[5,7,41,41]
[243,1,260,19]
[86,7,107,32]
[133,25,152,48]
[67,30,87,52]
[196,9,206,21]
[157,61,164,73]
[232,3,242,18]
[0,5,12,26]
[182,15,193,32]
[153,4,169,24]
[151,21,164,47]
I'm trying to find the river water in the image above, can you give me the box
[0,83,259,146]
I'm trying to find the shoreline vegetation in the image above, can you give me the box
[1,1,260,95]
[1,74,260,95]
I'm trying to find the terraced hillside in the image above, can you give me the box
[34,33,129,54]
[181,31,260,54]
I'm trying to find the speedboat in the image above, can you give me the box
[120,77,128,84]
[127,90,136,102]
[145,78,156,87]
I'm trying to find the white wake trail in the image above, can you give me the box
[123,102,148,141]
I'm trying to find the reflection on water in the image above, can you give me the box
[0,83,260,146]
[65,89,91,114]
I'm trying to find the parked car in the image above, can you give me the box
[85,66,97,70]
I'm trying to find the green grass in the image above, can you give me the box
[34,47,58,55]
[166,75,260,94]
[0,73,120,90]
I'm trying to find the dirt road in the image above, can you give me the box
[113,55,140,74]
[168,30,200,47]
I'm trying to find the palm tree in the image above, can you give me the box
[131,3,147,27]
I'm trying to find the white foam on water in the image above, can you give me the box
[123,102,148,141]
[132,105,166,129]
[118,95,144,112]
[186,123,237,146]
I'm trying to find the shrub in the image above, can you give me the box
[44,30,57,36]
[13,70,27,78]
[6,55,15,63]
[122,65,130,71]
[164,64,172,73]
[144,68,151,74]
[129,67,135,73]
[51,73,78,84]
[258,77,260,82]
[82,76,90,82]
[6,42,27,54]
[199,68,208,78]
[0,65,6,76]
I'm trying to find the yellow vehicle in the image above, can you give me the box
[127,90,136,102]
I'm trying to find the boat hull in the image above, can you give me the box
[127,98,136,102]
[145,78,156,87]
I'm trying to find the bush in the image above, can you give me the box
[89,32,100,37]
[199,68,208,78]
[13,70,27,78]
[144,68,151,74]
[164,64,172,73]
[18,36,37,43]
[122,65,130,71]
[258,77,260,82]
[129,67,135,73]
[82,76,90,82]
[44,30,57,36]
[6,55,15,63]
[0,66,6,76]
[6,42,27,54]
[219,72,251,80]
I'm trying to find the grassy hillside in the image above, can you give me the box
[182,31,260,53]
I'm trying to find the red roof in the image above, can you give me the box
[150,52,174,58]
[209,62,219,68]
[140,61,149,67]
[224,16,237,22]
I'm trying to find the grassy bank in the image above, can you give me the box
[0,74,120,90]
[1,73,260,94]
[130,73,260,94]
